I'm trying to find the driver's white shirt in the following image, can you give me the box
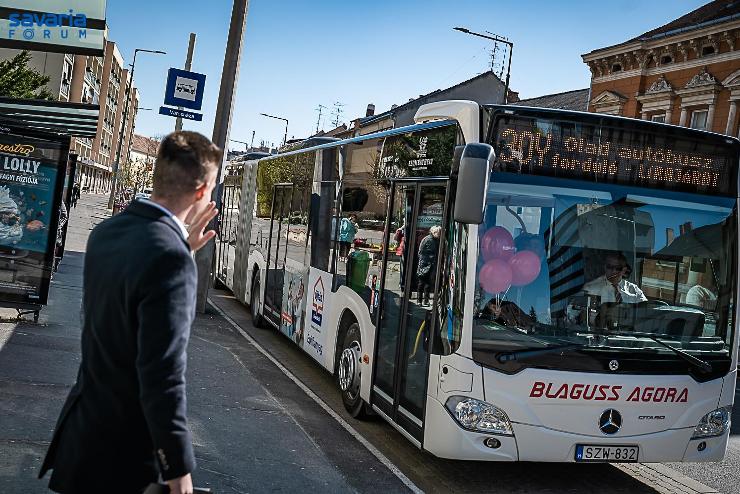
[583,275,647,304]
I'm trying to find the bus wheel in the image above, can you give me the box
[250,275,266,329]
[338,322,370,419]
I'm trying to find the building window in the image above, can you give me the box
[660,55,672,65]
[611,63,622,73]
[702,45,715,56]
[690,109,708,130]
[651,114,666,123]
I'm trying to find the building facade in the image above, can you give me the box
[0,39,139,193]
[582,0,740,136]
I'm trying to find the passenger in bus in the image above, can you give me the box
[583,252,647,304]
[339,213,358,259]
[481,298,537,332]
[394,221,406,289]
[417,225,441,306]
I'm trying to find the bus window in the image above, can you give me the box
[334,138,389,315]
[379,124,457,178]
[436,205,466,355]
[472,178,737,373]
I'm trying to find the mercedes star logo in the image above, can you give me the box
[609,359,619,371]
[599,409,622,435]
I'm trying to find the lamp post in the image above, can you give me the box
[453,27,513,104]
[107,48,166,209]
[259,112,288,147]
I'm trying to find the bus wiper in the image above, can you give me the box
[497,343,585,363]
[599,330,713,374]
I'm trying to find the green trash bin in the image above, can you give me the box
[347,250,371,293]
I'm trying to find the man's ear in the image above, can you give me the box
[194,182,207,201]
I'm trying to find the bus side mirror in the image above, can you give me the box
[453,143,494,224]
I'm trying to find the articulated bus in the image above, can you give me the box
[214,100,740,463]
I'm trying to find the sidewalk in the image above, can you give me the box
[0,193,408,493]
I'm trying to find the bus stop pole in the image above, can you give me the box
[175,33,197,132]
[195,0,250,313]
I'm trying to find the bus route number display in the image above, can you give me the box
[492,115,736,195]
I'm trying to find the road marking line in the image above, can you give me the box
[615,463,719,493]
[209,299,423,494]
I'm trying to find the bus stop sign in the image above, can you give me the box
[163,68,206,111]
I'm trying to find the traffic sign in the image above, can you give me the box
[163,68,206,111]
[159,106,203,121]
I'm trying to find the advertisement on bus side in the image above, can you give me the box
[280,260,307,346]
[305,268,332,365]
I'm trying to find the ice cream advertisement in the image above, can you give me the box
[0,151,58,253]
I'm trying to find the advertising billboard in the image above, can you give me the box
[0,1,107,56]
[0,128,67,307]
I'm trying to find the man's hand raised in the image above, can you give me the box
[186,201,218,252]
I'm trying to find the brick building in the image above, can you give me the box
[0,38,139,193]
[582,0,740,136]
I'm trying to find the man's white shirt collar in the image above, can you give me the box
[138,198,189,240]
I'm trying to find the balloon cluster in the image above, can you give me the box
[479,226,542,295]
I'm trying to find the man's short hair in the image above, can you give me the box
[605,252,628,265]
[152,131,222,200]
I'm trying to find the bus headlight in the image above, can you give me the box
[692,406,731,439]
[445,396,514,436]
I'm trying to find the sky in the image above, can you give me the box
[105,0,709,150]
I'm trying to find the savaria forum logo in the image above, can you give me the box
[6,10,88,42]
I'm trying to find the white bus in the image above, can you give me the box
[214,100,739,463]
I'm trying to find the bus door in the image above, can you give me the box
[372,179,449,445]
[264,183,293,327]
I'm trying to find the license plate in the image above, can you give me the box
[575,445,639,462]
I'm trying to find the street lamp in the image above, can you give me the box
[454,26,513,104]
[230,138,250,150]
[107,48,166,209]
[259,112,288,147]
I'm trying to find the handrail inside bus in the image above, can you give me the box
[258,119,459,161]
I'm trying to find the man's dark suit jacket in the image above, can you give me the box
[39,200,197,493]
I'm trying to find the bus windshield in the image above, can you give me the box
[472,175,737,376]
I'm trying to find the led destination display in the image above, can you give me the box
[492,114,738,196]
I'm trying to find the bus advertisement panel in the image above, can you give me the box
[305,268,332,365]
[0,132,66,306]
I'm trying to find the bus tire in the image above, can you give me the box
[250,274,266,329]
[338,322,370,419]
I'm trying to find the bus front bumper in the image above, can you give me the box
[423,398,729,462]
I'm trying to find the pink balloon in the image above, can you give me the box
[479,259,512,295]
[481,226,515,261]
[509,250,541,287]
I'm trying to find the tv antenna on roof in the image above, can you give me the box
[315,104,327,133]
[331,102,345,128]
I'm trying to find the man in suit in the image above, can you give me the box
[39,131,221,494]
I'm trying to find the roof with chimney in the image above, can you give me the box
[359,71,506,127]
[511,89,590,112]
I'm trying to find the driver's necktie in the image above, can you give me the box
[613,284,623,303]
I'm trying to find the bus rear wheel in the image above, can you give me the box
[250,274,266,329]
[338,322,370,419]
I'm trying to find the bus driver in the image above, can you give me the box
[583,252,647,304]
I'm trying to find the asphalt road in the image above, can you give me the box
[211,292,663,493]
